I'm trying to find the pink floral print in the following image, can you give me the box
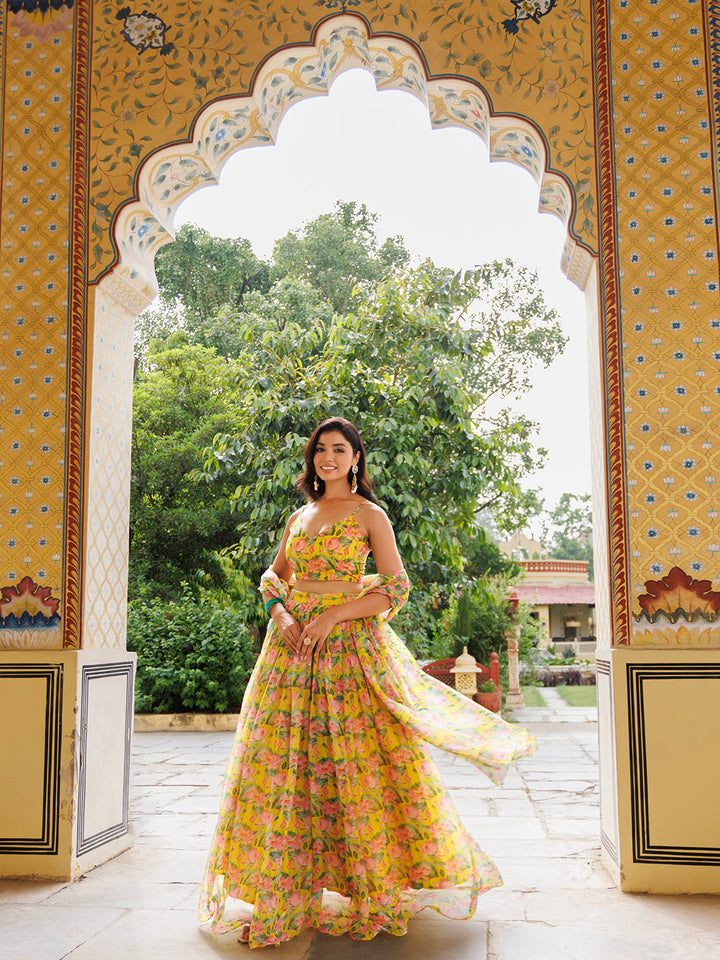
[198,505,535,948]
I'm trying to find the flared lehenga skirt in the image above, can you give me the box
[198,590,535,949]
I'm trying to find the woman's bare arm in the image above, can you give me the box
[261,508,303,653]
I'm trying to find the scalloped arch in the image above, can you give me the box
[102,14,594,309]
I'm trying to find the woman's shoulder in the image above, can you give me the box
[285,505,306,527]
[357,500,391,528]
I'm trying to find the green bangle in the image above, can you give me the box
[265,598,283,615]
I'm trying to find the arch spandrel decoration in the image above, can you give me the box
[105,14,595,312]
[91,6,598,291]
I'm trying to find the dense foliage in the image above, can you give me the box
[127,589,258,713]
[128,202,572,707]
[129,342,239,598]
[198,260,566,586]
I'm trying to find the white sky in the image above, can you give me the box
[177,69,591,509]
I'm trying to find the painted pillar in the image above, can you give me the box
[0,1,135,879]
[591,0,720,892]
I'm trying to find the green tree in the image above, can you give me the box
[272,200,410,312]
[130,208,567,612]
[198,260,566,588]
[153,223,270,331]
[129,340,240,598]
[542,492,594,579]
[133,299,187,376]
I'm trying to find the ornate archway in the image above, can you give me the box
[2,0,719,894]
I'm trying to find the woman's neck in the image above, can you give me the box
[320,479,353,501]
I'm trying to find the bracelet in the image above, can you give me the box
[264,598,283,616]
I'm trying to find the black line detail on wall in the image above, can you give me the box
[601,829,618,862]
[627,662,720,865]
[76,661,134,857]
[595,655,618,864]
[0,663,63,855]
[596,658,610,676]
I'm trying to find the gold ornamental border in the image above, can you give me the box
[592,0,630,645]
[62,0,92,649]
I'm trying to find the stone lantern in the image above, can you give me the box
[450,646,484,697]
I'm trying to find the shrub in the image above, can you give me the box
[127,587,259,713]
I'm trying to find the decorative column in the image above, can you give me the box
[0,1,135,881]
[591,0,720,894]
[504,626,525,710]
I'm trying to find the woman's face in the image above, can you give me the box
[313,430,359,485]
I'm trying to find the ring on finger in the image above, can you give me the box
[303,638,311,646]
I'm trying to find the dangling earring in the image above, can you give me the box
[313,475,319,493]
[351,464,358,494]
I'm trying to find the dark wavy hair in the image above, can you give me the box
[296,418,379,504]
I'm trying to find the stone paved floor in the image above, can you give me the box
[2,692,719,959]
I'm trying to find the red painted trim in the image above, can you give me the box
[592,0,630,645]
[63,0,92,649]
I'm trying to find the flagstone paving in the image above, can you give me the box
[2,691,719,959]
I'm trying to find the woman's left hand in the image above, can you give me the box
[299,609,340,660]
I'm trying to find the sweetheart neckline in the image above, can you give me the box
[298,502,366,540]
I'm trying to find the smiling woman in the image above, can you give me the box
[198,416,536,948]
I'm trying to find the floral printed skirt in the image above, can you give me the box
[198,589,535,949]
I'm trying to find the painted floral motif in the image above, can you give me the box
[0,576,62,649]
[7,0,72,11]
[7,0,73,39]
[1,575,60,624]
[199,508,535,947]
[503,0,558,36]
[199,107,271,170]
[116,7,175,55]
[90,7,597,281]
[539,177,570,223]
[324,0,361,10]
[490,127,545,181]
[430,85,490,140]
[148,155,214,206]
[371,45,426,99]
[631,622,720,647]
[119,211,166,260]
[636,566,720,623]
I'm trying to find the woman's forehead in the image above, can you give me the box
[316,430,350,447]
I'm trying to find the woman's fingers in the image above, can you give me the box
[284,626,300,652]
[298,623,328,660]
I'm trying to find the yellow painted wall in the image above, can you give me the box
[604,647,720,893]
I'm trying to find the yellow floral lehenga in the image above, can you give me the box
[198,504,535,948]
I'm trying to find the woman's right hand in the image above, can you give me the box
[271,606,302,653]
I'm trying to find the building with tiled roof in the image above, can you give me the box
[498,533,596,658]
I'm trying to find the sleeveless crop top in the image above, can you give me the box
[285,503,371,582]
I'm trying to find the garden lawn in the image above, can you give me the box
[555,684,597,707]
[520,686,546,707]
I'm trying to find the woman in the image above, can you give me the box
[198,417,535,948]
